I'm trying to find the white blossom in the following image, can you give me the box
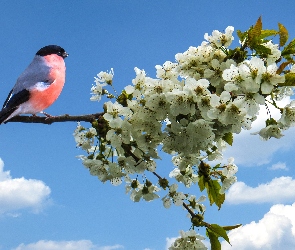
[279,100,295,127]
[204,26,234,48]
[90,69,114,101]
[73,123,97,150]
[188,195,206,213]
[103,101,132,128]
[262,40,281,65]
[261,64,285,94]
[252,124,284,140]
[155,61,178,79]
[95,68,114,85]
[169,230,207,250]
[220,157,238,194]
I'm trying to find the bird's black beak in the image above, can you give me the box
[62,51,69,59]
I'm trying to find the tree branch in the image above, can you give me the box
[182,202,196,218]
[5,113,104,125]
[10,111,198,219]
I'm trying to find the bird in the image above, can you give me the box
[0,45,68,124]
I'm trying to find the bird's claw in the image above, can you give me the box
[40,111,55,119]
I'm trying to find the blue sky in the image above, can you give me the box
[0,1,295,250]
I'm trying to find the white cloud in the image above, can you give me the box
[13,240,124,250]
[99,244,124,250]
[227,176,295,204]
[0,158,51,214]
[224,97,295,166]
[221,202,295,249]
[268,162,289,171]
[165,237,177,250]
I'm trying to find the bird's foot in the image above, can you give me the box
[40,111,55,119]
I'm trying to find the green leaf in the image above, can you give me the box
[222,132,233,146]
[205,180,215,205]
[210,224,230,244]
[207,229,221,250]
[254,44,271,55]
[237,30,248,42]
[260,29,278,39]
[205,180,225,209]
[265,118,277,126]
[223,224,242,231]
[279,73,295,87]
[198,175,205,191]
[248,16,262,45]
[282,38,295,57]
[254,16,263,34]
[278,23,288,47]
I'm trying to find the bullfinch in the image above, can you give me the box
[0,45,68,124]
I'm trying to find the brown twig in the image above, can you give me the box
[182,202,196,218]
[4,113,104,125]
[152,171,163,180]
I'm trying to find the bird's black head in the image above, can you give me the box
[36,45,68,59]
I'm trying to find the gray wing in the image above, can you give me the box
[2,55,54,110]
[12,55,53,94]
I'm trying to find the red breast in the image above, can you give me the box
[28,54,66,112]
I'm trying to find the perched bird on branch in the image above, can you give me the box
[0,45,68,124]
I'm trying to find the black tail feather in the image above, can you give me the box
[0,107,17,124]
[0,89,30,124]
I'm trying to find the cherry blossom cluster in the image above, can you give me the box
[74,24,295,249]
